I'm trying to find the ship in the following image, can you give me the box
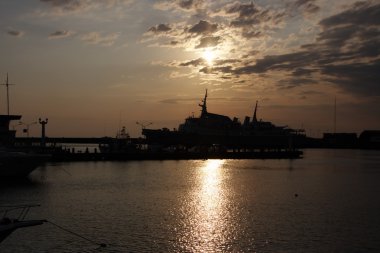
[0,74,49,177]
[142,90,304,149]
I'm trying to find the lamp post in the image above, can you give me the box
[39,118,48,147]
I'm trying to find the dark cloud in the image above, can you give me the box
[40,0,86,12]
[154,0,204,13]
[160,97,199,104]
[278,78,317,89]
[319,1,380,27]
[241,30,262,39]
[147,1,379,97]
[200,66,233,74]
[222,2,284,39]
[179,58,205,67]
[39,0,133,15]
[195,36,220,48]
[294,0,320,15]
[292,68,316,77]
[188,20,217,34]
[235,51,320,74]
[320,61,380,95]
[6,28,24,37]
[208,2,380,96]
[149,24,171,33]
[215,59,241,65]
[170,40,179,46]
[48,30,73,39]
[225,1,259,17]
[227,2,283,28]
[178,0,202,10]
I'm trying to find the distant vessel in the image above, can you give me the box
[143,90,304,148]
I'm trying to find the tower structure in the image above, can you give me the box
[39,118,48,147]
[252,101,258,123]
[199,89,208,118]
[1,73,15,115]
[0,73,21,146]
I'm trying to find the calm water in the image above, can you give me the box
[1,149,380,252]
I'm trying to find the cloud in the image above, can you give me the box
[195,36,220,48]
[160,97,199,104]
[148,24,171,33]
[179,58,205,67]
[319,1,380,27]
[39,0,93,14]
[178,0,203,10]
[223,2,380,96]
[6,28,24,37]
[225,2,284,28]
[48,30,74,39]
[39,0,134,15]
[154,0,204,12]
[293,0,320,15]
[188,20,217,34]
[145,1,380,97]
[81,32,120,46]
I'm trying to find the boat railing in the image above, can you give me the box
[0,204,40,220]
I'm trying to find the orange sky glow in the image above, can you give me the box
[0,0,379,138]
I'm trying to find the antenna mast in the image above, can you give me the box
[1,73,15,115]
[334,96,336,134]
[199,89,208,117]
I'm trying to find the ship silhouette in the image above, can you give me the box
[143,90,304,149]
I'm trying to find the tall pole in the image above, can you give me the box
[334,96,336,134]
[39,118,48,147]
[1,73,15,115]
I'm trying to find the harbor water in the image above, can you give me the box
[1,149,380,252]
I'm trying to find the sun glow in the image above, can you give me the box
[202,48,216,65]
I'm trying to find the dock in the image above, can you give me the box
[13,137,303,161]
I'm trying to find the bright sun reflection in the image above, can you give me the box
[201,159,223,196]
[202,48,216,65]
[184,159,228,252]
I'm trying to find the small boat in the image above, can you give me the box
[0,205,45,243]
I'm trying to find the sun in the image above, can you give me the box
[202,48,216,65]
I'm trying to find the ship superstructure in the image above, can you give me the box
[143,90,302,148]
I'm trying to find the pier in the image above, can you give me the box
[13,136,303,161]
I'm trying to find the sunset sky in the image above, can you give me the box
[0,0,379,137]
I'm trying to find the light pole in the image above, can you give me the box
[39,118,48,147]
[19,121,37,137]
[0,73,15,115]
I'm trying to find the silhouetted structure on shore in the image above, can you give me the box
[143,90,305,150]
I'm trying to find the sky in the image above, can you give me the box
[0,0,379,138]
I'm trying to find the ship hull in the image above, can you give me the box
[0,152,48,177]
[142,129,295,148]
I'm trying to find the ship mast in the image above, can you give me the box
[334,96,336,134]
[1,73,15,115]
[252,100,258,123]
[199,89,208,117]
